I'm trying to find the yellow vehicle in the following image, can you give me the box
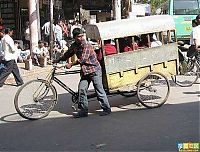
[85,15,179,108]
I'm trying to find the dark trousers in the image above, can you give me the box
[0,60,24,86]
[44,35,50,44]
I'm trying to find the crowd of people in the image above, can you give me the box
[0,18,89,89]
[21,19,88,66]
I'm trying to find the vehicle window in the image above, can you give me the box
[174,0,199,15]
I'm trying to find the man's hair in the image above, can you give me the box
[4,28,13,34]
[195,15,200,26]
[14,40,19,44]
[196,14,200,20]
[72,28,84,38]
[38,40,44,44]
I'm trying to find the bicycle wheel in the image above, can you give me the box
[172,60,199,87]
[14,79,57,120]
[137,72,170,108]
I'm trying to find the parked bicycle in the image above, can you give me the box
[171,42,200,87]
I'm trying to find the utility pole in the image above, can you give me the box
[113,0,121,20]
[28,0,39,70]
[49,0,54,61]
[36,0,41,40]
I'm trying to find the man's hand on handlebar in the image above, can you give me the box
[65,63,72,69]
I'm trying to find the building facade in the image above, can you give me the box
[0,0,113,39]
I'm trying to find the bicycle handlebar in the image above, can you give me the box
[51,63,80,75]
[52,63,66,69]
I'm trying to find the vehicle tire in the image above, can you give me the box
[172,60,199,87]
[137,72,170,108]
[14,79,57,120]
[117,90,137,97]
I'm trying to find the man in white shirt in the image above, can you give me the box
[0,28,24,88]
[32,40,49,66]
[54,20,63,48]
[42,20,55,43]
[24,21,30,46]
[70,20,82,38]
[191,15,200,61]
[192,15,200,47]
[0,32,4,62]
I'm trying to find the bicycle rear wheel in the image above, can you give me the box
[137,72,170,108]
[14,79,57,120]
[172,60,199,87]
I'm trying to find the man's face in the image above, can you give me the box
[197,18,200,25]
[58,20,63,26]
[75,33,85,44]
[0,32,3,38]
[9,30,13,36]
[39,42,44,48]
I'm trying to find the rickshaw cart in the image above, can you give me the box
[14,15,179,120]
[85,15,179,108]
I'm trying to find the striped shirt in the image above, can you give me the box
[59,40,101,75]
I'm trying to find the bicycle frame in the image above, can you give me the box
[44,67,80,97]
[44,66,121,99]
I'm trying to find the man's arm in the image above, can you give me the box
[192,28,199,49]
[7,37,15,53]
[57,48,75,63]
[65,44,91,69]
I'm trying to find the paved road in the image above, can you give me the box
[0,67,199,152]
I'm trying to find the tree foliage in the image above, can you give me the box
[135,0,168,13]
[150,0,168,13]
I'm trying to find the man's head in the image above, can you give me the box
[72,28,85,44]
[55,20,62,26]
[192,19,198,27]
[14,40,19,45]
[0,32,4,39]
[4,28,13,36]
[38,40,44,48]
[196,15,200,25]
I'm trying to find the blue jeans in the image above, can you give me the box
[78,70,110,111]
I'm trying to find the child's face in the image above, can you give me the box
[39,43,44,48]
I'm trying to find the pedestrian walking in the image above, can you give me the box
[56,28,111,118]
[0,28,24,88]
[0,31,4,63]
[190,15,200,61]
[41,20,55,44]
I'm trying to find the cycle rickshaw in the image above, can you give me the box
[14,15,179,120]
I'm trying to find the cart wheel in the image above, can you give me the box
[117,90,137,97]
[137,72,170,108]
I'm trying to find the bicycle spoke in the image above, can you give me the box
[14,80,57,120]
